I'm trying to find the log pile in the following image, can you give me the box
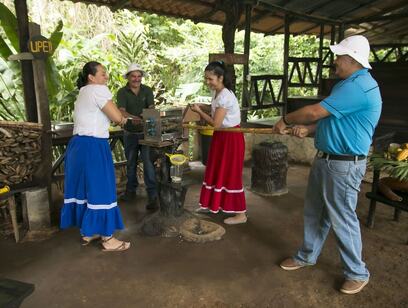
[0,121,43,185]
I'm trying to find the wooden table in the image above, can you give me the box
[0,186,35,242]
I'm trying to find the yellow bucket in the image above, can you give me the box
[200,129,214,136]
[166,153,188,166]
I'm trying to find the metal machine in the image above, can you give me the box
[141,108,183,144]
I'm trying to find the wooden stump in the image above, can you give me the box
[141,147,188,237]
[251,142,288,196]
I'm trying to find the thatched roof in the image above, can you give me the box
[65,0,408,44]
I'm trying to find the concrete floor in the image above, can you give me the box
[0,163,407,307]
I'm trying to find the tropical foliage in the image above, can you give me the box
[370,153,408,182]
[0,0,328,122]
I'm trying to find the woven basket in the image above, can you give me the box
[0,121,43,185]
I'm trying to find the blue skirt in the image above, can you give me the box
[60,135,124,236]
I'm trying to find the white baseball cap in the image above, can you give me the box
[123,63,145,78]
[330,35,372,69]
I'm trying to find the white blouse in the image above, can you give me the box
[73,84,112,138]
[211,88,241,128]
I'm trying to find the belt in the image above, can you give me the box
[316,151,366,161]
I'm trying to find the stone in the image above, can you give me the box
[22,187,51,231]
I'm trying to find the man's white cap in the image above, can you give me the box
[330,35,372,69]
[123,63,145,78]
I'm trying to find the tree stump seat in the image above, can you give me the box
[251,141,288,196]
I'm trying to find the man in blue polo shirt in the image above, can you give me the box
[117,63,158,210]
[274,35,382,294]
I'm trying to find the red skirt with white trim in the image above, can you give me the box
[199,127,246,213]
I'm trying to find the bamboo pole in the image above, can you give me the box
[182,124,291,134]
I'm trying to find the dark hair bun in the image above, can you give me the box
[76,72,87,89]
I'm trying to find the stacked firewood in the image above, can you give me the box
[0,121,43,185]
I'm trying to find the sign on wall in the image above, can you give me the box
[209,53,248,65]
[28,35,53,59]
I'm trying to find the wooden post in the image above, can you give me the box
[329,25,336,77]
[220,0,244,93]
[318,24,324,92]
[338,23,345,42]
[241,2,252,123]
[282,14,290,115]
[30,23,53,218]
[14,0,38,122]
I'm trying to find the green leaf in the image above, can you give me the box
[0,36,13,59]
[49,20,63,55]
[45,57,60,98]
[369,153,408,181]
[0,3,19,52]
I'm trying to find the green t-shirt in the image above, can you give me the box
[117,83,154,132]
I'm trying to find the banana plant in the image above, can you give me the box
[0,2,63,120]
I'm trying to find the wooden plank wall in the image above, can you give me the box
[318,63,408,142]
[370,62,408,142]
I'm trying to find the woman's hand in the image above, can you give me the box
[119,117,128,128]
[190,104,202,113]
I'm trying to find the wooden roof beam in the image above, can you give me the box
[353,18,400,36]
[296,23,321,36]
[194,3,221,23]
[367,22,408,41]
[257,1,339,25]
[304,0,335,15]
[264,23,284,36]
[237,10,280,31]
[345,13,408,24]
[340,1,407,22]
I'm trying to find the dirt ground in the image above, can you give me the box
[0,163,407,308]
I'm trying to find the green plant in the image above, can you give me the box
[370,153,408,181]
[0,2,63,121]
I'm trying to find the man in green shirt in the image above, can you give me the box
[117,63,158,210]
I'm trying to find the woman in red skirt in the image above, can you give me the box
[191,61,246,224]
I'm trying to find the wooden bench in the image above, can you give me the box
[365,131,408,244]
[365,168,408,244]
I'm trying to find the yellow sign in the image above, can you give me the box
[28,35,53,59]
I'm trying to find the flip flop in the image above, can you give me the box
[80,235,101,246]
[223,216,248,225]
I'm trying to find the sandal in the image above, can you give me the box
[101,237,131,252]
[80,235,101,246]
[223,215,248,225]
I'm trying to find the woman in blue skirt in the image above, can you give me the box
[60,61,130,252]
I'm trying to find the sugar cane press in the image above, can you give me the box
[139,108,190,236]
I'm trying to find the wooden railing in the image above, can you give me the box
[371,44,408,63]
[246,74,284,110]
[288,57,321,88]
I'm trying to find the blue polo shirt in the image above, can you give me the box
[315,69,382,155]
